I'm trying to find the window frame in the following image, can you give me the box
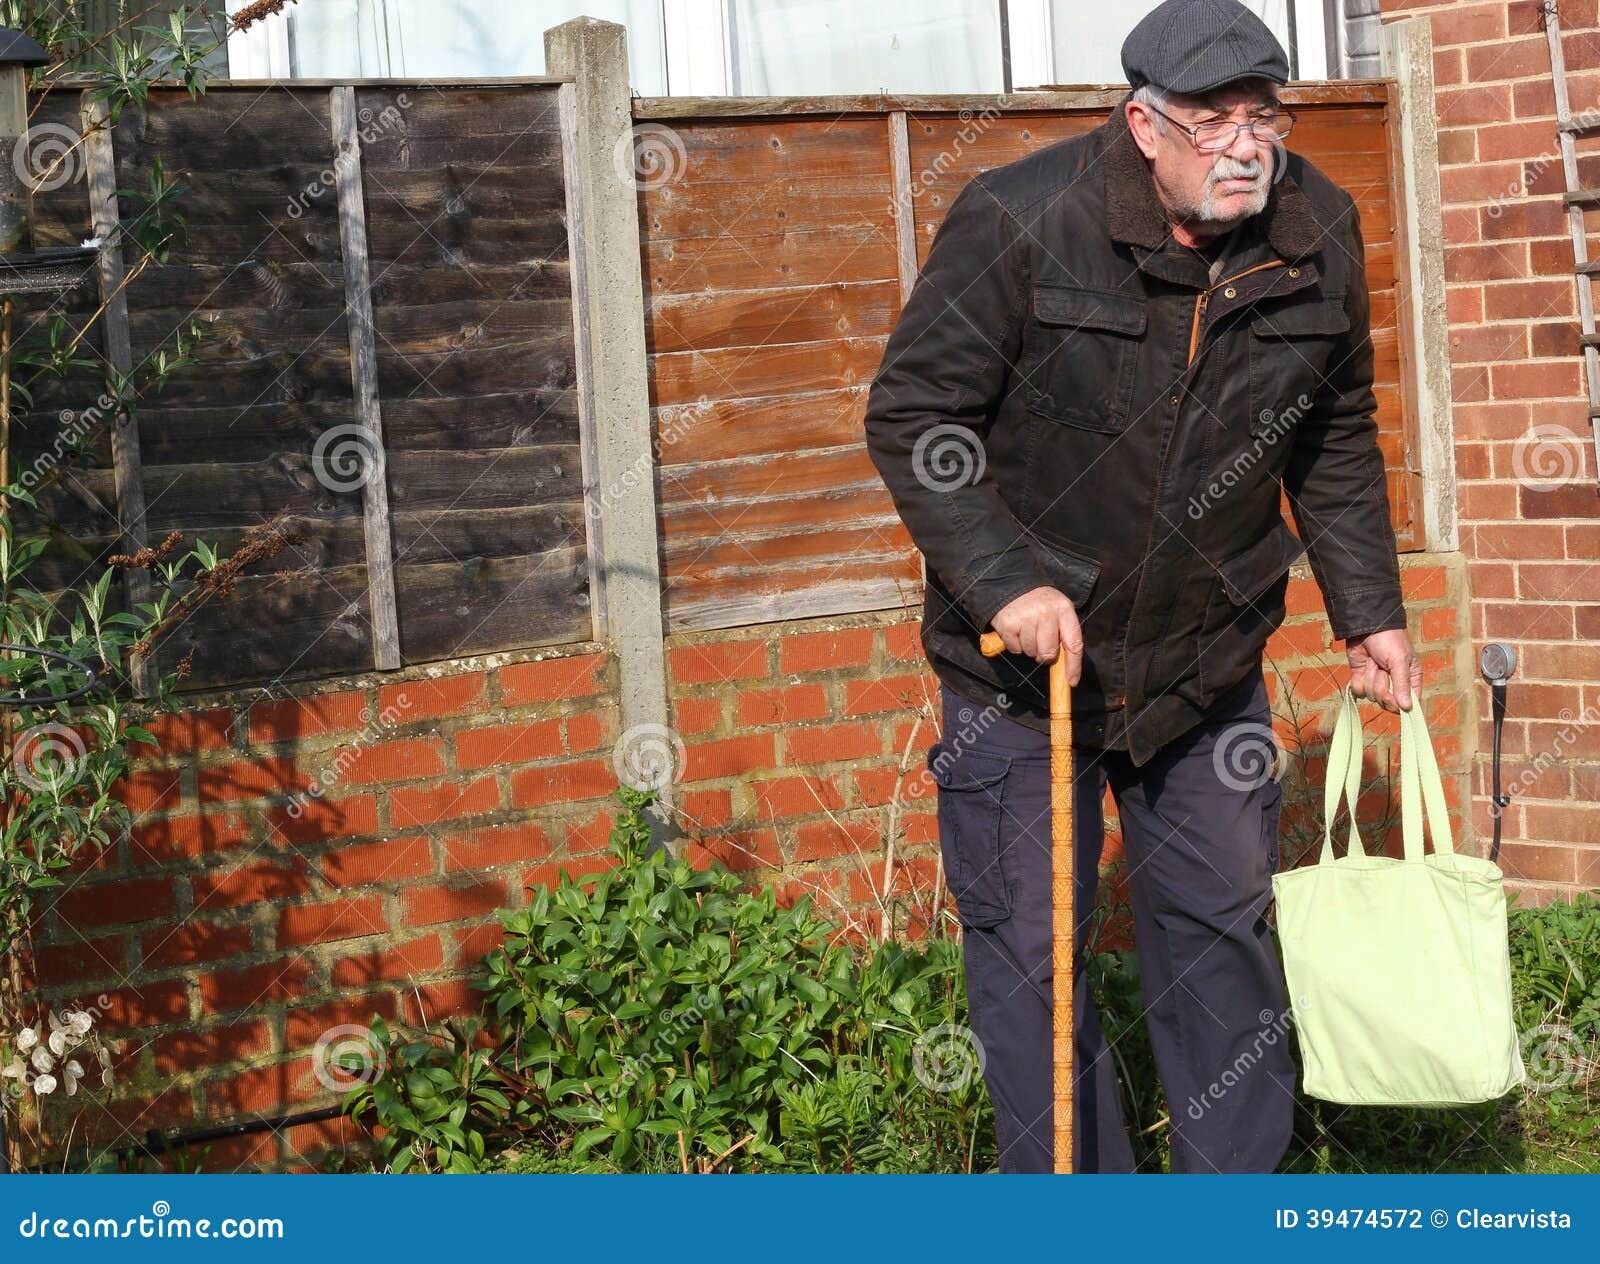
[223,0,1335,91]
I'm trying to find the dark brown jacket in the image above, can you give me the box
[862,94,1406,766]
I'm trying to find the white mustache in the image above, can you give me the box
[1211,157,1265,183]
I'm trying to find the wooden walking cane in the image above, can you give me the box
[979,630,1074,1174]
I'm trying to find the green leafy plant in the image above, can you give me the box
[342,786,995,1173]
[340,1015,512,1175]
[1509,890,1600,1043]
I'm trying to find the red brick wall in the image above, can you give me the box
[1381,0,1600,897]
[25,650,620,1167]
[24,549,1468,1168]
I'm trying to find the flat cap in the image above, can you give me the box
[1121,0,1289,97]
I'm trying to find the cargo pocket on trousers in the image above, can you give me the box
[927,739,1012,928]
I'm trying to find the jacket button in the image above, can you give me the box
[1169,394,1179,406]
[1288,266,1301,277]
[1223,286,1237,299]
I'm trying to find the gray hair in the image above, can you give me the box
[1131,82,1171,134]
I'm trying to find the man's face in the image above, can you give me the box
[1128,80,1281,236]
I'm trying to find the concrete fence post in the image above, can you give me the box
[544,18,678,840]
[1381,16,1459,554]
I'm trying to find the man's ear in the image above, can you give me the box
[1126,101,1160,161]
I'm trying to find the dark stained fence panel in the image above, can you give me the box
[14,82,589,691]
[354,85,589,664]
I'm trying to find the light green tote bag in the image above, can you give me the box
[1271,685,1526,1106]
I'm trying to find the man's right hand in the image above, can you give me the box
[990,587,1084,685]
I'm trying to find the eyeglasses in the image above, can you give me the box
[1144,102,1297,153]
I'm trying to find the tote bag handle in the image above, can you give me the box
[1319,685,1453,866]
[1399,692,1455,864]
[1319,685,1365,865]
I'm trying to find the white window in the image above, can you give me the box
[724,0,1005,94]
[1044,1,1329,85]
[226,0,1333,93]
[226,0,669,91]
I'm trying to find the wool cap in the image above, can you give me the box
[1121,0,1290,96]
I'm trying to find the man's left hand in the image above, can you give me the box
[1345,627,1422,712]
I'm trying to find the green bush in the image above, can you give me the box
[1509,889,1600,1045]
[343,787,994,1173]
[339,789,1600,1175]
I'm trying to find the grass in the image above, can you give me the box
[1084,887,1600,1175]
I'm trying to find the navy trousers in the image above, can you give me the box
[928,668,1296,1173]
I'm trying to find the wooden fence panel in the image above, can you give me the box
[10,93,117,597]
[641,115,910,631]
[355,84,589,664]
[107,87,371,685]
[637,86,1422,635]
[15,81,587,691]
[13,78,1422,693]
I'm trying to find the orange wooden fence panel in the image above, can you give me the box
[635,86,1420,635]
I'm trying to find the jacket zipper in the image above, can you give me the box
[1185,257,1288,367]
[1120,254,1292,730]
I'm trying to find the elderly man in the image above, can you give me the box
[862,0,1421,1173]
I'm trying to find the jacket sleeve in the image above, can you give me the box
[862,174,1050,631]
[1283,197,1408,643]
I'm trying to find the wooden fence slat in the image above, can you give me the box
[887,110,926,595]
[888,110,919,304]
[329,85,401,672]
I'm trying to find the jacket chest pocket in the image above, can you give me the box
[1026,284,1147,434]
[1246,297,1348,438]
